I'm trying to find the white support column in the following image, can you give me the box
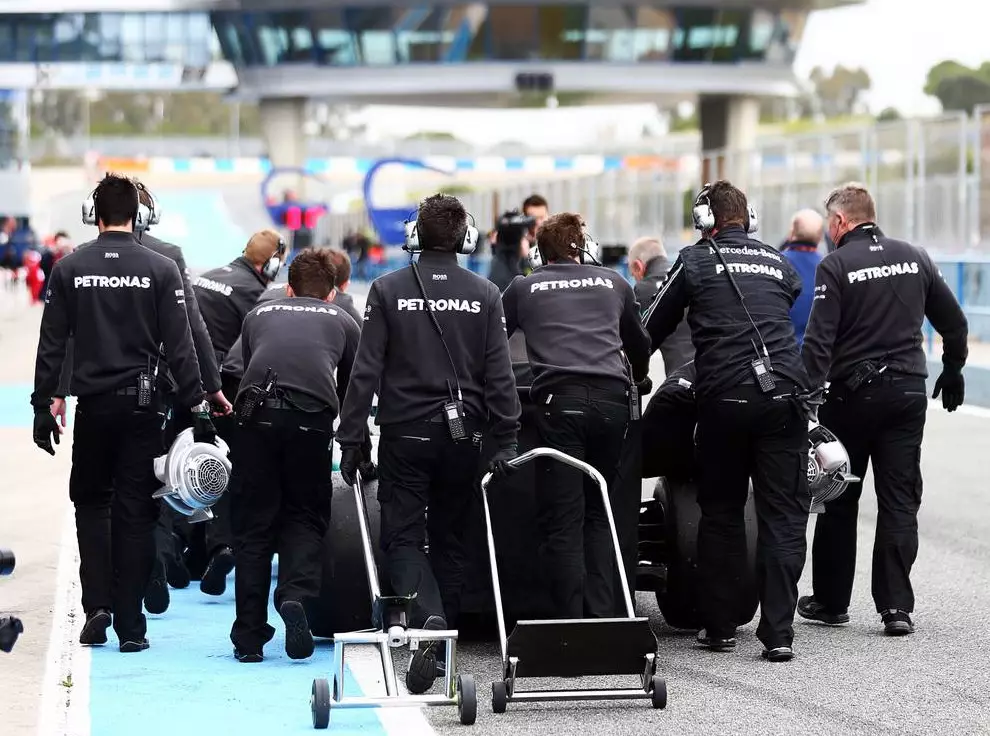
[699,95,760,189]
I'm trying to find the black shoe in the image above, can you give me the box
[79,609,112,646]
[797,595,849,625]
[119,638,150,653]
[234,648,264,663]
[696,629,737,651]
[358,460,378,482]
[406,615,446,694]
[200,547,235,596]
[144,557,170,615]
[164,533,191,589]
[278,601,315,660]
[881,609,914,636]
[761,646,794,662]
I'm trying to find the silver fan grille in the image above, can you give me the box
[807,456,821,485]
[185,456,229,504]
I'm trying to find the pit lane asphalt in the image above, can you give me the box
[425,405,990,736]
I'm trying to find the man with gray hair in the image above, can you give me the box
[780,209,824,346]
[799,182,968,637]
[628,236,693,372]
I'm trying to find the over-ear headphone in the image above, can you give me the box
[533,228,601,267]
[81,177,160,231]
[261,236,287,281]
[403,213,479,255]
[692,183,759,235]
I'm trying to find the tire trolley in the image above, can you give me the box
[480,447,667,714]
[310,476,477,729]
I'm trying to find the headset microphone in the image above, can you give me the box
[261,236,287,281]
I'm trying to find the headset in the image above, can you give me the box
[692,183,759,236]
[81,177,160,232]
[403,213,479,255]
[259,235,287,282]
[532,227,602,267]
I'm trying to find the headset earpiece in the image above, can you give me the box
[580,231,600,264]
[746,204,759,234]
[261,236,286,281]
[403,215,479,255]
[692,184,716,233]
[81,194,97,226]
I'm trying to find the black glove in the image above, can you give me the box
[340,446,362,486]
[33,408,60,456]
[636,376,653,396]
[191,408,217,445]
[932,368,964,412]
[487,446,519,480]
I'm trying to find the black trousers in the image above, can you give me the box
[229,408,333,653]
[813,375,927,614]
[377,419,481,628]
[696,383,809,649]
[69,395,166,641]
[533,383,630,619]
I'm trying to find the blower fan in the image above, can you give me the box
[807,422,859,513]
[153,428,232,523]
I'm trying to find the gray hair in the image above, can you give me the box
[790,209,824,244]
[824,182,877,224]
[629,236,665,265]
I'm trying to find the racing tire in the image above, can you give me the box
[655,478,758,630]
[307,475,381,638]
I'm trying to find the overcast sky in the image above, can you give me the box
[363,0,989,147]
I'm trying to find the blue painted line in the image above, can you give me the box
[603,156,623,171]
[454,159,475,171]
[215,158,235,172]
[172,159,192,173]
[504,158,524,171]
[553,157,573,170]
[0,383,33,428]
[90,570,387,736]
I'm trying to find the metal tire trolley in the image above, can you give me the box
[480,447,667,714]
[310,477,477,729]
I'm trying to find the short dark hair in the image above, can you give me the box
[93,172,139,228]
[288,248,337,299]
[536,212,584,264]
[325,248,351,287]
[522,194,548,212]
[417,193,467,253]
[706,180,748,230]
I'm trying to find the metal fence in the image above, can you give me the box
[345,110,988,255]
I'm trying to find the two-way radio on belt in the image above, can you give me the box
[409,259,469,440]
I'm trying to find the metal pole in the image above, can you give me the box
[353,477,382,600]
[479,479,509,667]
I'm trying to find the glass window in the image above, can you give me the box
[445,5,486,62]
[671,8,745,63]
[311,9,357,65]
[343,7,398,65]
[187,13,218,66]
[536,5,585,60]
[630,7,676,61]
[748,9,774,57]
[584,6,634,62]
[487,5,538,60]
[144,13,167,62]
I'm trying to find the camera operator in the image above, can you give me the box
[337,193,520,694]
[31,173,218,653]
[229,249,359,663]
[187,229,286,596]
[642,180,810,662]
[629,236,694,372]
[501,213,651,620]
[488,210,536,293]
[798,183,968,636]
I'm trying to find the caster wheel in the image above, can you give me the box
[650,675,667,710]
[457,674,477,726]
[311,678,331,729]
[491,680,508,714]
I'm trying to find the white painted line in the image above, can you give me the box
[37,505,90,736]
[346,644,438,736]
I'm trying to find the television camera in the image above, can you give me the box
[1,548,23,653]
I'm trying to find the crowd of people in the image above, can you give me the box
[25,170,968,711]
[0,217,75,304]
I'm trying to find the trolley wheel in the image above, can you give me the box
[650,675,667,710]
[491,680,508,714]
[457,674,477,726]
[311,678,331,729]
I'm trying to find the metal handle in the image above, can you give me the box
[480,447,637,666]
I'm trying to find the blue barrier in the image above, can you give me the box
[925,255,990,350]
